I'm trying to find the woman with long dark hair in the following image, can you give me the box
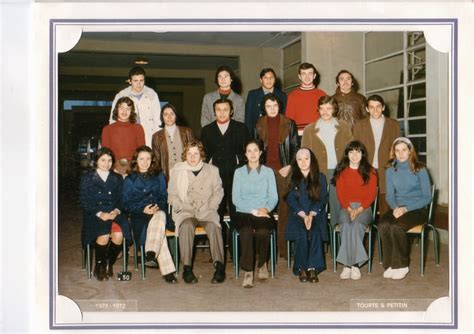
[285,148,328,283]
[378,137,431,280]
[232,139,278,288]
[79,147,130,281]
[332,140,377,280]
[122,146,177,283]
[151,103,194,181]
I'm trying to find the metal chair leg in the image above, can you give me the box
[133,235,138,271]
[174,235,179,274]
[432,225,440,265]
[82,248,86,270]
[368,228,373,273]
[140,245,146,279]
[420,228,425,276]
[86,244,92,280]
[287,240,291,269]
[233,230,239,278]
[376,227,383,264]
[122,238,127,272]
[270,231,275,278]
[332,228,337,272]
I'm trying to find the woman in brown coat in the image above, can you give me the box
[353,94,400,214]
[301,96,352,227]
[151,103,194,180]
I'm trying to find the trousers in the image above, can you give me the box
[377,208,427,269]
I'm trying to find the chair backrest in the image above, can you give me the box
[427,184,436,224]
[325,183,330,213]
[371,187,379,223]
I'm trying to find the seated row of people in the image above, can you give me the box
[80,134,431,286]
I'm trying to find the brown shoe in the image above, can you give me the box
[298,269,308,282]
[307,269,319,283]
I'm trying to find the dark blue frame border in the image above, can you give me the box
[49,18,458,330]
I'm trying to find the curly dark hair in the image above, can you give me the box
[285,148,321,202]
[332,140,374,186]
[261,93,283,116]
[129,145,161,176]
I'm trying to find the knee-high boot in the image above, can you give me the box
[94,242,108,281]
[107,241,123,278]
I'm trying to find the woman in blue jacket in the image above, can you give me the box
[79,147,130,281]
[378,137,432,280]
[285,148,328,283]
[122,146,177,283]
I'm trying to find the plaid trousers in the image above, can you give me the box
[145,211,176,275]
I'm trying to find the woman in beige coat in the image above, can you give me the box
[167,140,226,284]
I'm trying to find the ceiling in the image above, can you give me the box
[80,31,301,48]
[60,31,300,71]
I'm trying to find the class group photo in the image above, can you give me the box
[55,29,451,318]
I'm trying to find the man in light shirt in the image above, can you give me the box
[110,66,161,146]
[353,95,400,214]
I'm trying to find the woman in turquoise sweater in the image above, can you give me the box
[378,137,432,280]
[232,139,278,288]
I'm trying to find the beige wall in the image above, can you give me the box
[302,32,365,95]
[426,45,449,204]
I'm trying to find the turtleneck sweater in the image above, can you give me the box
[385,159,432,211]
[101,121,145,162]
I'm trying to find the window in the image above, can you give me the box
[282,40,301,93]
[364,31,427,162]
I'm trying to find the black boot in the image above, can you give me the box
[182,265,198,284]
[163,272,178,284]
[211,261,226,283]
[106,241,122,278]
[145,251,158,268]
[94,243,108,281]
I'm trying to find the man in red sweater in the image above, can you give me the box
[285,62,327,136]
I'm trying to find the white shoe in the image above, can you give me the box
[391,267,409,280]
[350,266,361,280]
[258,263,269,280]
[340,267,351,279]
[383,267,394,278]
[242,271,254,288]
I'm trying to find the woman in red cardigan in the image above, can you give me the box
[332,140,377,280]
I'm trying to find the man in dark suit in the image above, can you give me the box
[201,98,249,260]
[244,68,287,136]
